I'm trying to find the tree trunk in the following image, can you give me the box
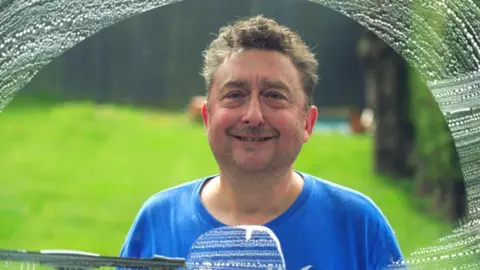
[358,31,414,179]
[440,179,467,221]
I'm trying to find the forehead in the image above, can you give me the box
[212,49,302,90]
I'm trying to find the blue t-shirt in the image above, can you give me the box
[119,172,404,269]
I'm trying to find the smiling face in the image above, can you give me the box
[202,49,318,174]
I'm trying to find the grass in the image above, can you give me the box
[0,97,452,258]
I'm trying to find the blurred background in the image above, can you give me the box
[0,0,466,258]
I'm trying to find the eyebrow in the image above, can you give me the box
[259,79,290,92]
[219,78,291,93]
[219,79,250,93]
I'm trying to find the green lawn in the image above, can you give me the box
[0,97,452,258]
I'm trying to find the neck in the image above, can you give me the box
[200,167,304,225]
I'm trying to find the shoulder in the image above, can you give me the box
[120,176,212,258]
[300,172,399,242]
[302,172,388,222]
[139,176,210,212]
[300,172,404,266]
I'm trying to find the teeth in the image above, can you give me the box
[240,137,265,142]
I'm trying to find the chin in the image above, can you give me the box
[233,160,272,173]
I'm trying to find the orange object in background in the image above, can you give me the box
[187,95,206,123]
[350,109,367,134]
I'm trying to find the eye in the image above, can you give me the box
[264,91,286,100]
[224,91,244,99]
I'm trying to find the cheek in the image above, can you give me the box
[209,109,236,130]
[272,114,299,128]
[271,114,305,137]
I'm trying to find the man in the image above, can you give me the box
[120,15,404,269]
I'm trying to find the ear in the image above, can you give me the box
[303,105,318,143]
[201,102,209,128]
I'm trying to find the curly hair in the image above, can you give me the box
[201,15,319,108]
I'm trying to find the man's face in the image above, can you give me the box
[202,49,318,174]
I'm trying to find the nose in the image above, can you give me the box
[241,95,264,126]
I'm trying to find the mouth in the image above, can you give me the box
[231,135,276,142]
